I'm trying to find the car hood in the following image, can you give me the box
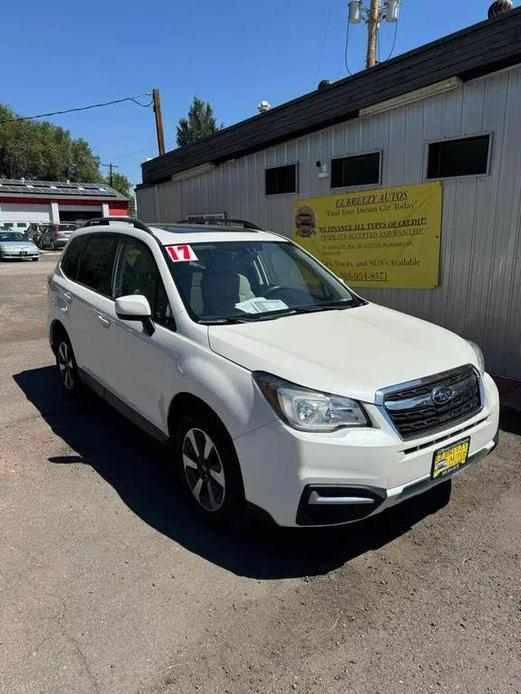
[207,303,478,403]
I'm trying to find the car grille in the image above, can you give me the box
[383,365,482,440]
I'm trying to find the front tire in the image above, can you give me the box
[173,410,245,525]
[55,333,80,395]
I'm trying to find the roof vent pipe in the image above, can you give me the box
[318,79,333,90]
[488,0,514,18]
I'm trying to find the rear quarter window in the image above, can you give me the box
[60,236,89,281]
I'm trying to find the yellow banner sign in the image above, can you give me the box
[292,182,442,289]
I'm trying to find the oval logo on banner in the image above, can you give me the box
[294,205,316,238]
[431,386,454,406]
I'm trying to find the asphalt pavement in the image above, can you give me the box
[1,254,520,694]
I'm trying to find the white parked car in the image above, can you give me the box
[47,218,499,527]
[0,230,40,261]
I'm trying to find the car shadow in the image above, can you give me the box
[498,406,521,435]
[15,365,453,580]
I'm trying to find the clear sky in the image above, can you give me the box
[1,0,505,186]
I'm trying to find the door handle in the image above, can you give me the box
[97,314,111,328]
[63,291,73,303]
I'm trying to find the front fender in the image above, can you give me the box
[167,349,276,440]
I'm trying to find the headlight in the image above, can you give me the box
[467,340,485,375]
[253,372,370,432]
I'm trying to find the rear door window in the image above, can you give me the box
[77,234,119,296]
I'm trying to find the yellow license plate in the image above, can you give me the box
[431,437,470,479]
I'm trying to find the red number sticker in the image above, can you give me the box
[166,244,198,262]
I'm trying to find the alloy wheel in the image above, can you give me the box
[57,341,74,391]
[182,428,226,512]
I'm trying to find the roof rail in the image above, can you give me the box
[176,217,264,230]
[82,216,152,233]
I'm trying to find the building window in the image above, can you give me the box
[265,164,297,195]
[331,152,381,188]
[427,135,490,179]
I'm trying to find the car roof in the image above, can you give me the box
[149,223,284,245]
[74,219,287,246]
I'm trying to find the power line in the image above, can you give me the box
[381,16,399,62]
[344,13,354,75]
[312,0,335,88]
[109,146,159,161]
[0,94,153,125]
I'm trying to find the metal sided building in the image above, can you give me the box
[137,10,521,380]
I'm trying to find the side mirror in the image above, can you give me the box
[115,294,155,335]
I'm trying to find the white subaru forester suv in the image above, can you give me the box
[47,217,499,528]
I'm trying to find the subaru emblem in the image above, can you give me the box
[432,386,454,406]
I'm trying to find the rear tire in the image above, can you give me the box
[55,332,81,395]
[172,408,245,526]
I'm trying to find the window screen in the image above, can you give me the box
[112,238,173,328]
[427,135,490,179]
[77,235,118,296]
[60,235,88,281]
[265,164,297,195]
[331,153,381,188]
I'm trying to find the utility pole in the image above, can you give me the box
[366,0,380,69]
[102,162,119,187]
[348,1,400,71]
[152,88,166,157]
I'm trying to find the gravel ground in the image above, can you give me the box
[1,255,520,694]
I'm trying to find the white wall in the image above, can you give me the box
[137,66,521,380]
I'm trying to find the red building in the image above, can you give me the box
[0,179,129,231]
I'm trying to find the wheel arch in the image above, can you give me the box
[49,319,69,355]
[167,392,234,443]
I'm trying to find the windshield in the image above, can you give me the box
[0,232,26,242]
[167,240,364,323]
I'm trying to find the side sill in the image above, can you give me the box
[78,368,169,444]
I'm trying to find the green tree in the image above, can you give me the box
[0,104,103,182]
[176,96,221,147]
[68,139,103,182]
[106,171,135,215]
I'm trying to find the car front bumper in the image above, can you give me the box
[0,251,39,259]
[234,373,500,527]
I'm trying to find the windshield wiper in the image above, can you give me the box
[288,299,357,315]
[202,299,362,325]
[202,310,297,324]
[201,317,253,325]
